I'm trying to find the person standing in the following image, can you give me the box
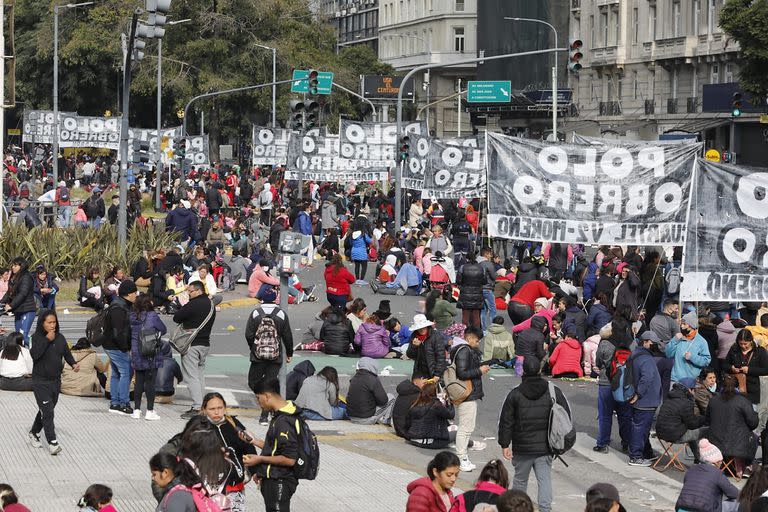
[173,280,216,419]
[28,309,80,455]
[477,246,498,332]
[245,298,293,425]
[1,257,37,347]
[55,180,72,228]
[666,311,712,383]
[626,332,663,466]
[102,280,137,415]
[451,326,490,472]
[83,187,105,228]
[456,252,485,330]
[129,294,167,421]
[258,182,273,226]
[498,358,571,512]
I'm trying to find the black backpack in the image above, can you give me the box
[292,414,320,480]
[85,308,110,347]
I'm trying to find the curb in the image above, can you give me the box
[60,297,261,315]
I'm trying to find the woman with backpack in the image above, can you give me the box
[129,294,167,421]
[2,257,37,347]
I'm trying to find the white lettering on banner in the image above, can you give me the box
[684,272,768,301]
[537,146,666,178]
[736,173,768,219]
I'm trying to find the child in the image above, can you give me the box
[78,484,118,512]
[583,333,601,378]
[482,316,515,365]
[675,439,738,512]
[385,317,411,357]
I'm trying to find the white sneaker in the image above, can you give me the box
[145,410,160,421]
[131,410,142,419]
[470,441,487,451]
[49,442,62,456]
[459,457,476,472]
[28,432,42,448]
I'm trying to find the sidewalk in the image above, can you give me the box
[0,390,419,511]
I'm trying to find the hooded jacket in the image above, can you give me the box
[347,358,388,419]
[512,262,541,293]
[498,375,570,455]
[354,322,391,358]
[450,341,484,401]
[286,360,315,401]
[324,264,355,297]
[294,374,338,420]
[655,383,706,442]
[320,310,355,355]
[706,392,759,460]
[406,477,455,512]
[716,320,739,359]
[629,346,663,410]
[585,302,612,336]
[164,206,198,240]
[321,200,339,230]
[405,399,454,441]
[515,316,547,361]
[2,269,36,314]
[406,328,448,380]
[350,231,372,261]
[482,324,515,361]
[393,379,422,438]
[562,305,587,342]
[451,481,506,512]
[549,337,584,377]
[675,464,739,512]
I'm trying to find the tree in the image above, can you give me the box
[720,0,768,102]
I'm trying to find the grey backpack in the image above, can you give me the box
[547,382,576,456]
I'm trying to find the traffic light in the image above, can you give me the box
[132,140,151,167]
[731,92,743,117]
[304,100,319,130]
[568,39,584,74]
[308,70,319,96]
[289,100,304,131]
[176,137,187,161]
[399,134,410,162]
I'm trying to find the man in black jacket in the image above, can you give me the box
[205,181,223,215]
[498,357,570,512]
[347,357,394,425]
[83,187,106,228]
[452,326,490,472]
[174,280,216,419]
[655,378,706,462]
[245,299,293,424]
[103,280,136,415]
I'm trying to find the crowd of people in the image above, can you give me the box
[6,148,768,511]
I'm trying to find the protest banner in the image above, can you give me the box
[124,127,182,162]
[22,110,75,144]
[183,135,210,167]
[339,120,426,171]
[285,130,388,182]
[486,132,701,245]
[58,114,122,150]
[681,160,768,301]
[422,137,485,199]
[403,132,430,190]
[252,126,291,166]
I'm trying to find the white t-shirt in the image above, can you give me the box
[0,347,33,378]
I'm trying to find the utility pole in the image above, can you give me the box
[118,11,140,248]
[254,43,278,128]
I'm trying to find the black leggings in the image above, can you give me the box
[354,260,368,280]
[134,368,157,411]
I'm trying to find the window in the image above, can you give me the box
[600,10,608,46]
[707,0,715,34]
[673,1,682,37]
[650,6,657,40]
[710,63,719,84]
[590,15,595,47]
[455,0,464,11]
[632,8,639,43]
[725,63,733,82]
[693,0,701,35]
[611,6,620,44]
[454,27,465,52]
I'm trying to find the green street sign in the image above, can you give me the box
[291,69,334,95]
[467,80,512,103]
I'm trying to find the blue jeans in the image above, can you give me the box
[15,311,36,347]
[629,408,656,459]
[596,385,632,448]
[88,218,101,229]
[105,349,132,407]
[301,404,347,421]
[57,205,72,228]
[481,289,496,332]
[37,294,56,311]
[327,293,348,309]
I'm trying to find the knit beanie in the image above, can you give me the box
[698,438,723,464]
[682,310,699,330]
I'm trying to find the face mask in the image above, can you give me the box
[681,327,692,336]
[708,384,717,393]
[262,266,270,272]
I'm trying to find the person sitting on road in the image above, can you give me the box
[514,315,548,377]
[0,482,32,512]
[347,357,395,425]
[346,298,368,333]
[450,459,510,512]
[295,366,348,421]
[154,341,183,404]
[404,381,455,450]
[78,266,104,312]
[0,332,33,391]
[655,377,707,463]
[675,439,738,512]
[393,377,424,438]
[286,360,316,401]
[320,306,355,356]
[60,337,108,397]
[354,314,392,358]
[483,316,515,364]
[548,324,584,378]
[188,263,223,306]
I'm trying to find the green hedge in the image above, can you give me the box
[0,223,179,279]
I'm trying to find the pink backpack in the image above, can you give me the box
[163,483,231,512]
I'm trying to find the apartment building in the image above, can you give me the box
[568,0,767,166]
[319,0,380,53]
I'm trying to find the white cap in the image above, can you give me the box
[58,181,66,187]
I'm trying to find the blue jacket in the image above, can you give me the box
[675,463,738,512]
[129,310,168,370]
[630,346,662,409]
[665,332,712,383]
[293,210,313,235]
[165,206,198,241]
[386,262,422,291]
[350,231,371,262]
[586,302,612,334]
[582,262,598,301]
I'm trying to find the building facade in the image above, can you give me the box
[377,0,478,136]
[568,0,767,166]
[319,0,380,53]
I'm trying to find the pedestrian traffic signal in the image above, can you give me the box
[308,70,319,96]
[304,100,319,130]
[132,140,151,166]
[176,138,187,161]
[568,39,584,74]
[399,135,410,162]
[732,92,743,117]
[290,100,304,131]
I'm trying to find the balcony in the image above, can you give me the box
[687,97,699,113]
[571,0,580,8]
[590,46,619,67]
[667,98,678,114]
[599,101,622,116]
[653,36,698,61]
[697,32,739,56]
[644,99,655,115]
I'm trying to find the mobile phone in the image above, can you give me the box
[239,428,253,443]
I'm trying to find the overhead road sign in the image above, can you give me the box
[291,69,334,95]
[467,81,511,103]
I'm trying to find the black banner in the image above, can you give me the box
[403,132,430,190]
[422,137,485,199]
[252,127,291,166]
[486,132,700,245]
[682,160,768,301]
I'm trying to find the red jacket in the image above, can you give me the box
[549,336,584,377]
[324,264,355,297]
[406,477,455,512]
[511,280,552,309]
[450,480,506,512]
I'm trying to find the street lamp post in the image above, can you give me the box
[400,34,431,130]
[253,43,277,128]
[504,17,559,141]
[155,18,191,211]
[53,1,94,184]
